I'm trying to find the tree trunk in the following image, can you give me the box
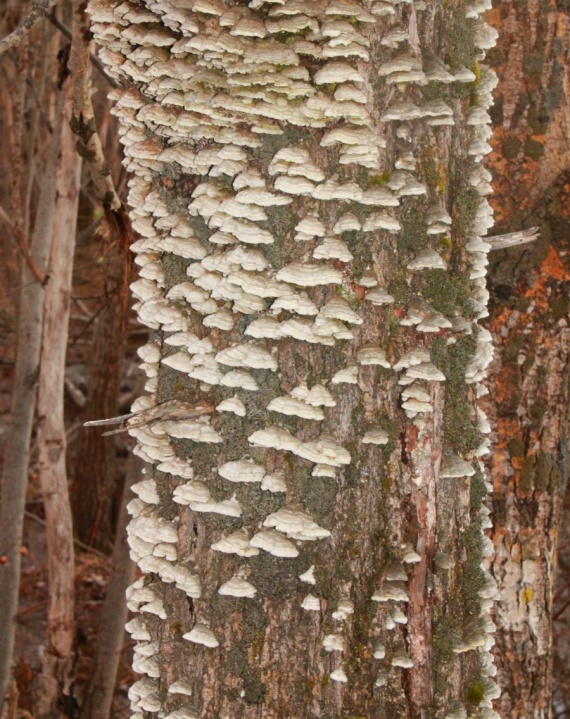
[91,1,501,716]
[34,74,82,719]
[483,2,570,717]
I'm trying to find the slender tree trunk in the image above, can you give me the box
[79,453,141,719]
[92,1,500,716]
[34,75,82,719]
[484,2,570,717]
[0,47,67,708]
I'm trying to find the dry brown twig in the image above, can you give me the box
[0,0,60,57]
[0,203,46,284]
[84,400,217,436]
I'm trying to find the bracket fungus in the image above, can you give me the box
[330,668,348,683]
[250,529,299,558]
[263,506,331,541]
[218,576,257,598]
[183,623,219,649]
[391,649,414,669]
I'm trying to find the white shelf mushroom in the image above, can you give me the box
[301,594,321,611]
[362,428,390,445]
[218,576,257,598]
[331,366,359,384]
[372,582,410,602]
[219,459,266,483]
[323,634,344,652]
[267,395,325,421]
[299,565,316,585]
[330,668,348,683]
[373,642,386,659]
[167,679,193,696]
[261,472,287,493]
[391,648,414,668]
[216,396,246,416]
[163,709,198,719]
[440,454,476,478]
[183,623,219,648]
[211,529,260,558]
[263,506,331,541]
[332,599,354,621]
[276,263,343,287]
[250,529,299,558]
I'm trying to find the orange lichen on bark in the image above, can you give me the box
[488,240,569,492]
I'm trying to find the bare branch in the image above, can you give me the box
[0,0,60,57]
[24,512,107,559]
[34,71,81,717]
[84,400,217,436]
[487,226,540,250]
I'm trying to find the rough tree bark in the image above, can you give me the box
[483,2,570,717]
[90,0,503,717]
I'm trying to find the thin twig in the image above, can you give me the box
[0,0,60,57]
[24,511,108,558]
[25,74,54,135]
[76,216,103,246]
[6,680,19,719]
[0,203,46,283]
[15,601,48,621]
[46,12,120,89]
[553,595,570,622]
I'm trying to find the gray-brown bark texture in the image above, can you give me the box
[35,75,82,719]
[90,1,502,717]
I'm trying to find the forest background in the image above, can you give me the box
[0,1,568,718]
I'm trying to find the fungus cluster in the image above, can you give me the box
[91,0,500,712]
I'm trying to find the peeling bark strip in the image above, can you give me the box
[90,1,500,717]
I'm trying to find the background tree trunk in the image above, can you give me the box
[0,35,67,707]
[34,74,82,719]
[484,2,570,717]
[79,453,140,719]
